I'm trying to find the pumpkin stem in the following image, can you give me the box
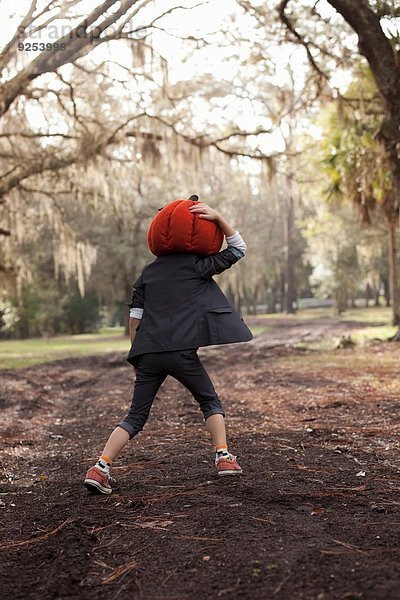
[188,194,199,201]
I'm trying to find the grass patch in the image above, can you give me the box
[0,328,128,369]
[276,348,400,373]
[252,308,332,321]
[0,306,397,369]
[0,324,270,369]
[249,325,271,336]
[350,325,397,344]
[253,306,392,323]
[339,306,392,324]
[293,324,397,353]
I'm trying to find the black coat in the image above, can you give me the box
[127,247,253,365]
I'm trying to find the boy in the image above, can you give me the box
[84,201,252,494]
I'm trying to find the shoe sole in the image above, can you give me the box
[84,478,112,495]
[217,469,243,476]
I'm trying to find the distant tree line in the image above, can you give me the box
[0,0,399,338]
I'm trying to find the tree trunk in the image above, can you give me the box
[374,286,380,307]
[334,291,346,315]
[365,283,371,308]
[252,282,259,315]
[283,187,295,313]
[325,0,400,332]
[382,276,390,307]
[267,288,277,314]
[388,218,400,326]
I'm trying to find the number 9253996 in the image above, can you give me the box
[18,42,66,51]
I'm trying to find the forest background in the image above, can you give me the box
[1,0,399,341]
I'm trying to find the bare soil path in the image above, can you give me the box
[1,316,400,600]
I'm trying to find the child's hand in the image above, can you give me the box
[189,202,220,222]
[190,202,236,236]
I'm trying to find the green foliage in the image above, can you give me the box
[1,285,101,339]
[0,291,19,337]
[373,1,400,20]
[320,69,393,224]
[302,182,389,312]
[12,288,42,339]
[63,291,101,334]
[304,204,359,311]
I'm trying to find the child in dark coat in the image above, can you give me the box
[84,202,252,494]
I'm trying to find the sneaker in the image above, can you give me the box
[215,453,243,476]
[84,466,117,495]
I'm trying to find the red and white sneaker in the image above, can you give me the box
[84,466,117,495]
[215,453,243,476]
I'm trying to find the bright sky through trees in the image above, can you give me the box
[0,0,354,153]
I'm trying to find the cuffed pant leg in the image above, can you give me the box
[118,354,167,439]
[167,350,225,420]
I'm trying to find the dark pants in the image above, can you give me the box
[118,349,225,439]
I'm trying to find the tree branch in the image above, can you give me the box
[141,112,287,161]
[327,0,400,115]
[0,132,79,139]
[0,111,149,200]
[0,0,141,116]
[278,0,329,86]
[0,0,37,71]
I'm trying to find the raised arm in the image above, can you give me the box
[189,203,247,278]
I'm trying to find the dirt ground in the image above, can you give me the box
[1,316,400,600]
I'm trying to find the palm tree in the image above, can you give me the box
[321,69,399,327]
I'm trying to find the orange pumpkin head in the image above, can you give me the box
[147,196,224,257]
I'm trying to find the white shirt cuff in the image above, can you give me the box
[225,230,246,254]
[129,307,143,319]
